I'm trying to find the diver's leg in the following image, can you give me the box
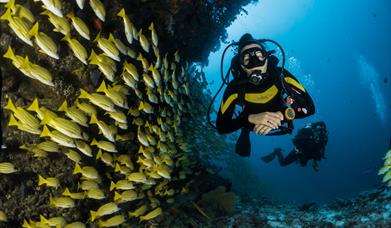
[277,150,298,166]
[235,128,251,157]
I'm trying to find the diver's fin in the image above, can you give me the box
[235,128,251,157]
[261,152,277,163]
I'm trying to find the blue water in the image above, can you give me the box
[204,0,391,203]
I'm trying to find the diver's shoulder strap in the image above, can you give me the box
[234,79,247,106]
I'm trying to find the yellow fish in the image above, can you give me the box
[138,29,150,53]
[35,141,60,153]
[3,47,33,78]
[64,222,86,228]
[89,115,116,142]
[122,71,138,90]
[90,202,119,222]
[96,149,114,167]
[114,190,138,202]
[75,140,93,157]
[123,60,139,81]
[78,180,99,191]
[142,73,155,89]
[73,163,99,180]
[75,99,97,117]
[41,10,70,35]
[148,22,158,47]
[67,11,90,40]
[8,114,41,135]
[94,32,120,61]
[148,64,161,87]
[40,126,75,147]
[62,187,85,200]
[28,22,59,59]
[5,98,40,129]
[89,0,105,22]
[117,8,135,44]
[39,215,66,228]
[49,196,75,209]
[19,144,48,158]
[98,214,125,227]
[96,80,128,108]
[89,50,116,82]
[91,138,117,152]
[0,8,32,46]
[110,180,135,191]
[5,0,35,24]
[58,100,88,127]
[86,187,105,200]
[139,101,153,114]
[0,162,17,174]
[128,205,147,218]
[61,34,88,65]
[127,172,147,183]
[79,89,115,112]
[64,149,81,164]
[41,112,86,140]
[20,57,54,86]
[37,0,63,18]
[38,175,60,189]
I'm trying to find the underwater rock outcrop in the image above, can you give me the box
[0,0,257,226]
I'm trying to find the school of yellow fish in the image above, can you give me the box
[378,149,391,188]
[0,0,201,226]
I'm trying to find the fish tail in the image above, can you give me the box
[28,22,39,37]
[39,214,49,224]
[8,114,19,126]
[57,100,68,112]
[109,181,116,191]
[114,191,121,201]
[117,8,125,18]
[27,98,40,112]
[148,22,154,31]
[40,110,51,125]
[96,149,102,159]
[5,0,16,10]
[114,163,121,172]
[90,210,97,222]
[91,138,98,146]
[89,114,98,125]
[62,187,71,196]
[138,102,144,111]
[93,31,101,43]
[38,175,46,186]
[115,134,123,141]
[96,80,107,93]
[0,8,12,21]
[73,163,82,175]
[4,98,16,112]
[88,50,99,65]
[3,47,16,61]
[40,125,51,138]
[79,89,90,99]
[61,33,71,43]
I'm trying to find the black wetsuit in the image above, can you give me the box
[216,64,315,156]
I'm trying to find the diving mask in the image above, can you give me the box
[240,47,267,69]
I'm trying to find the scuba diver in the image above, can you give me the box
[261,121,328,171]
[211,33,316,156]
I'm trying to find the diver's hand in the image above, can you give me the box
[248,111,284,129]
[253,124,273,135]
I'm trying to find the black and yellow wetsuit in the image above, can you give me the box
[216,65,316,156]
